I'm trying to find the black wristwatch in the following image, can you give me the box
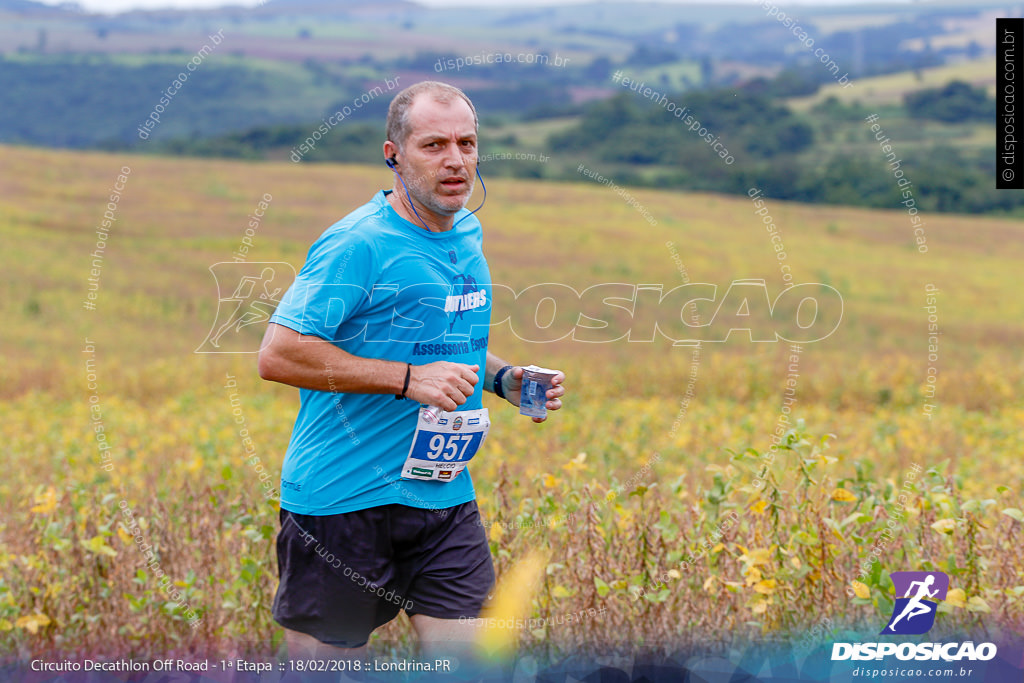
[493,365,514,399]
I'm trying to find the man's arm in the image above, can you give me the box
[258,323,479,411]
[484,351,514,394]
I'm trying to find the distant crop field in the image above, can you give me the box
[788,57,996,110]
[0,145,1021,663]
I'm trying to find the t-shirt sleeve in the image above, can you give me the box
[269,225,377,341]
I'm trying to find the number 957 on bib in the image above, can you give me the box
[401,407,490,482]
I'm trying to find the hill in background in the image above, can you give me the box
[1,143,1020,407]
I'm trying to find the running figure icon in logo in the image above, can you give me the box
[881,571,949,635]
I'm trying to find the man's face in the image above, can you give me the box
[396,96,478,217]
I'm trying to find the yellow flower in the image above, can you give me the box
[30,487,57,514]
[15,613,51,634]
[741,548,772,567]
[561,452,588,475]
[551,585,574,598]
[945,588,966,608]
[185,455,204,474]
[966,597,991,613]
[81,535,117,558]
[830,488,857,503]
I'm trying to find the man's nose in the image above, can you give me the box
[442,144,465,169]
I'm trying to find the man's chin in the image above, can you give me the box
[429,195,471,215]
[408,185,474,217]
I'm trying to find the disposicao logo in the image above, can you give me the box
[831,571,998,662]
[882,570,948,635]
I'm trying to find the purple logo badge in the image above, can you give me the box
[881,571,949,635]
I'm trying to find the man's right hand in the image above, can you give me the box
[407,362,479,411]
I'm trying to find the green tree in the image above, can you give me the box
[904,80,993,123]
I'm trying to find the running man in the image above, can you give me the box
[258,81,566,662]
[209,266,282,348]
[885,574,939,632]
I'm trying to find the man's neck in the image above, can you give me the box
[388,189,453,233]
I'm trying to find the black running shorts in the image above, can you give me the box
[271,500,495,648]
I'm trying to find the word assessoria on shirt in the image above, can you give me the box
[411,336,490,356]
[291,278,843,344]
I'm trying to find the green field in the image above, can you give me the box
[1,144,1022,661]
[788,57,996,110]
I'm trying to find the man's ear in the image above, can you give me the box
[383,140,399,166]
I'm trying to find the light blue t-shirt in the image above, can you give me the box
[269,191,492,515]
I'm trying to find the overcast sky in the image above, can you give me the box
[37,0,913,15]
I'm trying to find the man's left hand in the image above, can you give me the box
[502,367,566,423]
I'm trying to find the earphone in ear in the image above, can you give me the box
[386,156,398,169]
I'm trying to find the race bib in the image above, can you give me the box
[401,407,490,482]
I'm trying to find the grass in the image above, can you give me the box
[787,57,996,110]
[0,144,1022,662]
